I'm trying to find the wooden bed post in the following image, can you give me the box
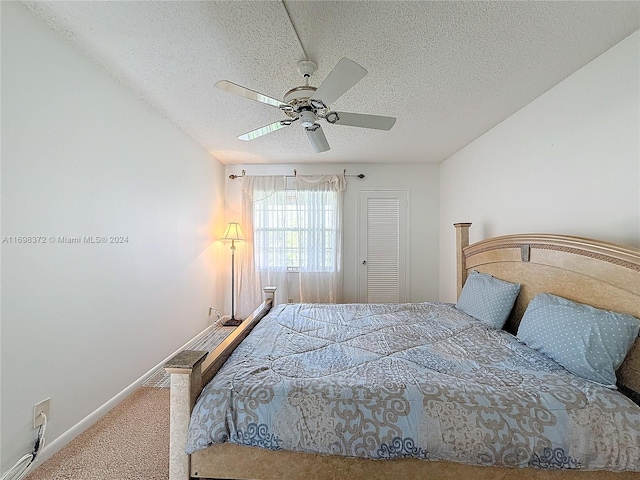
[454,223,472,299]
[164,286,278,480]
[263,285,277,305]
[165,350,208,480]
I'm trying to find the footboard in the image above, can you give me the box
[164,287,276,480]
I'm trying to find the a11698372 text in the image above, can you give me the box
[1,236,129,244]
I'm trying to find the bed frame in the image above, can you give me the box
[165,224,640,480]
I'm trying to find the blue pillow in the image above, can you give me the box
[455,271,521,329]
[517,293,640,388]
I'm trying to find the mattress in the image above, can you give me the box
[186,302,640,470]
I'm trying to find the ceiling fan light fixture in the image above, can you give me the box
[299,110,317,128]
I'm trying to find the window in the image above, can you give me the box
[253,188,339,272]
[239,174,345,308]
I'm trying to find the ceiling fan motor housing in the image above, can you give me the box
[282,86,323,120]
[283,86,317,104]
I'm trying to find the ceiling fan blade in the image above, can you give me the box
[312,57,367,106]
[215,80,285,108]
[305,125,330,153]
[332,111,396,130]
[238,120,290,141]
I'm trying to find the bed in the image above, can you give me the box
[165,223,640,480]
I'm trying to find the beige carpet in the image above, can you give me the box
[26,387,170,480]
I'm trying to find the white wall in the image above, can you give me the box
[439,31,640,302]
[1,2,226,473]
[225,163,440,307]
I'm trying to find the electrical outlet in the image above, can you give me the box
[34,398,50,428]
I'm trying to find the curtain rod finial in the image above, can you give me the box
[229,170,246,180]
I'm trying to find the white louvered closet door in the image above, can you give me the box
[358,190,408,303]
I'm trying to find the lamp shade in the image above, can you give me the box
[222,222,244,242]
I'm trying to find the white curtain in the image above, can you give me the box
[236,175,287,316]
[295,175,345,303]
[236,174,346,317]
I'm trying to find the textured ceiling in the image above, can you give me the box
[21,1,640,165]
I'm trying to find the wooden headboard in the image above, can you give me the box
[454,223,640,395]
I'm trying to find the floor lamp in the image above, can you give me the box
[221,222,244,327]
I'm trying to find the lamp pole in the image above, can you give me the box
[222,222,243,327]
[230,239,236,322]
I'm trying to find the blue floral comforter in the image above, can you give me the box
[185,302,640,470]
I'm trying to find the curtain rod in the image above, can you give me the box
[228,169,365,180]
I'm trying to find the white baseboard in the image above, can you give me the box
[32,323,216,468]
[35,374,146,468]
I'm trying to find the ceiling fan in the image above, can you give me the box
[215,57,396,153]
